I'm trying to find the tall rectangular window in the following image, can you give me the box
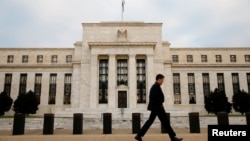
[99,59,108,104]
[49,74,57,104]
[34,74,42,104]
[201,55,207,62]
[173,73,181,104]
[232,73,240,95]
[217,73,225,92]
[19,73,27,95]
[137,59,146,103]
[247,73,250,94]
[64,73,72,104]
[117,59,128,86]
[188,73,196,104]
[202,73,210,100]
[4,74,12,96]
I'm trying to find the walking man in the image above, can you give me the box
[135,74,183,141]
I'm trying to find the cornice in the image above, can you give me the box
[171,63,250,68]
[88,42,156,49]
[0,64,73,69]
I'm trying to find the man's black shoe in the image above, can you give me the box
[134,135,142,141]
[171,136,183,141]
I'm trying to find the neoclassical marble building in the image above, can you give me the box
[0,21,250,117]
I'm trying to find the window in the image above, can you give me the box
[22,55,29,63]
[216,55,222,62]
[66,55,72,63]
[247,73,250,94]
[4,74,12,96]
[232,73,240,95]
[202,73,210,100]
[99,59,108,104]
[64,73,72,104]
[137,59,146,103]
[49,74,57,104]
[201,55,207,62]
[172,55,179,62]
[173,73,181,104]
[217,73,225,92]
[187,55,193,63]
[245,55,250,62]
[230,55,236,62]
[19,73,27,95]
[117,59,128,86]
[37,55,43,63]
[34,74,42,104]
[188,73,196,104]
[51,55,57,63]
[7,55,14,63]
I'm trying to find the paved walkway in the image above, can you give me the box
[0,128,208,141]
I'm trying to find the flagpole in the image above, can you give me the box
[121,5,123,21]
[121,0,125,21]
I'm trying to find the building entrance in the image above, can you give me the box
[118,91,127,108]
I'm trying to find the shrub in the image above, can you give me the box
[232,90,250,115]
[0,91,13,116]
[205,88,232,115]
[13,90,39,116]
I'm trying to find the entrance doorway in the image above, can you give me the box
[118,91,127,108]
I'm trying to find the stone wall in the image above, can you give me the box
[0,116,247,130]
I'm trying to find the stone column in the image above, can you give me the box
[26,72,34,92]
[129,54,136,108]
[11,72,20,101]
[56,73,64,106]
[163,62,173,109]
[180,72,189,105]
[195,73,204,105]
[146,55,154,103]
[209,72,218,91]
[239,72,248,92]
[0,73,4,91]
[40,72,49,113]
[108,54,116,109]
[80,60,91,110]
[90,54,98,109]
[71,64,81,110]
[224,72,233,100]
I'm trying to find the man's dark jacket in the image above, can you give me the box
[147,82,165,111]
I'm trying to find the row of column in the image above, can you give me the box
[0,72,71,107]
[89,54,155,109]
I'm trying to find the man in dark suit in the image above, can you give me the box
[135,74,183,141]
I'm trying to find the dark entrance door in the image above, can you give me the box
[118,91,127,108]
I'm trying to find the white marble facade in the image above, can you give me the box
[0,21,250,117]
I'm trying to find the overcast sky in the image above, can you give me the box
[0,0,250,48]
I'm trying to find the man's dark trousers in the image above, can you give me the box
[137,107,176,138]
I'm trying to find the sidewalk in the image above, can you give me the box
[0,128,208,135]
[0,128,208,141]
